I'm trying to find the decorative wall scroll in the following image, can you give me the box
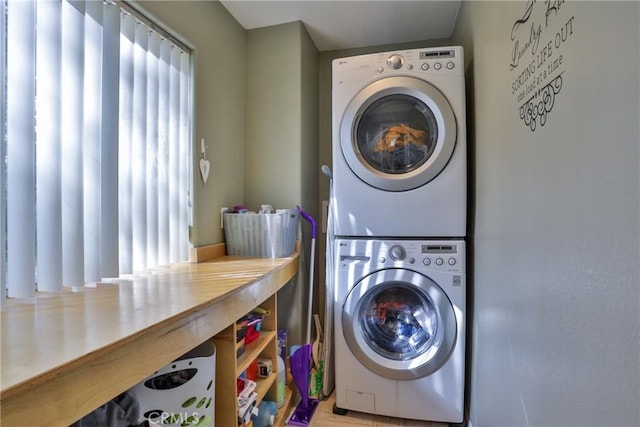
[519,73,562,131]
[509,0,575,131]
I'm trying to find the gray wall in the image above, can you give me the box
[245,23,302,210]
[245,21,318,216]
[246,21,319,346]
[452,2,640,426]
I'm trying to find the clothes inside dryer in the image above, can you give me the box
[356,94,438,174]
[360,284,437,360]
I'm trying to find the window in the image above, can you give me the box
[1,0,193,299]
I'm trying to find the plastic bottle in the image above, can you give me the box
[277,355,286,407]
[251,400,278,427]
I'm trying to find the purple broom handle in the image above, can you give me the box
[296,206,317,239]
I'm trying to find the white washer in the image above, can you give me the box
[333,238,465,423]
[332,46,466,237]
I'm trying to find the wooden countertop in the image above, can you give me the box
[0,245,299,426]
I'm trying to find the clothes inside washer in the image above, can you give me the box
[360,285,437,360]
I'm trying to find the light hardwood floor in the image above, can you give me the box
[307,392,448,427]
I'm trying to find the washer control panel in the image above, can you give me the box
[336,239,465,273]
[382,241,463,272]
[333,239,464,272]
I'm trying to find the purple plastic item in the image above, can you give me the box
[296,205,317,239]
[287,344,319,426]
[232,204,249,213]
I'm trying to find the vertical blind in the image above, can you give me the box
[1,0,192,298]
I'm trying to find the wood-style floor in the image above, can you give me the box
[307,392,448,427]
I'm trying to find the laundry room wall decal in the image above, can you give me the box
[509,0,576,131]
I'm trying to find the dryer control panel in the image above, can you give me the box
[333,46,464,87]
[375,47,463,76]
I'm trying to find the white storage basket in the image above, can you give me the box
[223,209,299,258]
[130,341,216,427]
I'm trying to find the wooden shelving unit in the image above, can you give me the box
[213,293,287,426]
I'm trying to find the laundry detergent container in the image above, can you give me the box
[130,340,216,426]
[223,208,298,258]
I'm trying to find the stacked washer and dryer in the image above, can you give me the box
[329,46,467,424]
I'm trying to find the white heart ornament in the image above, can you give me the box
[199,158,210,183]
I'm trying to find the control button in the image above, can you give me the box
[407,64,414,70]
[446,61,455,70]
[448,258,456,266]
[379,257,386,263]
[389,245,406,261]
[420,63,429,71]
[408,258,415,264]
[423,258,431,266]
[377,67,384,74]
[435,257,444,266]
[434,62,442,70]
[387,54,404,69]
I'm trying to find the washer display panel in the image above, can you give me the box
[341,76,457,191]
[342,268,456,380]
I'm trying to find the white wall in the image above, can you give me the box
[453,2,639,426]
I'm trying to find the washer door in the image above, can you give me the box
[342,268,456,380]
[340,76,457,191]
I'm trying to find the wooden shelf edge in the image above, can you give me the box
[190,240,301,264]
[275,386,294,427]
[189,243,226,263]
[255,371,277,403]
[236,330,276,374]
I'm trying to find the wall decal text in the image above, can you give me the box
[509,0,575,131]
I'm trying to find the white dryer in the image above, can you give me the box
[332,46,466,238]
[333,238,465,423]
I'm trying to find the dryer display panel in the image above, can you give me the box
[356,95,438,175]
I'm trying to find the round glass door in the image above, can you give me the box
[342,269,456,380]
[356,94,439,175]
[360,283,438,361]
[340,76,457,191]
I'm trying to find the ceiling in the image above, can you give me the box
[219,1,461,52]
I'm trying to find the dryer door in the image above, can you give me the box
[342,268,456,380]
[340,76,457,191]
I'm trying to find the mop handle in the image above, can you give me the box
[297,205,317,343]
[296,206,317,238]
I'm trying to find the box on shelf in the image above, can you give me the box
[245,312,265,345]
[256,358,273,378]
[223,208,299,258]
[236,316,248,343]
